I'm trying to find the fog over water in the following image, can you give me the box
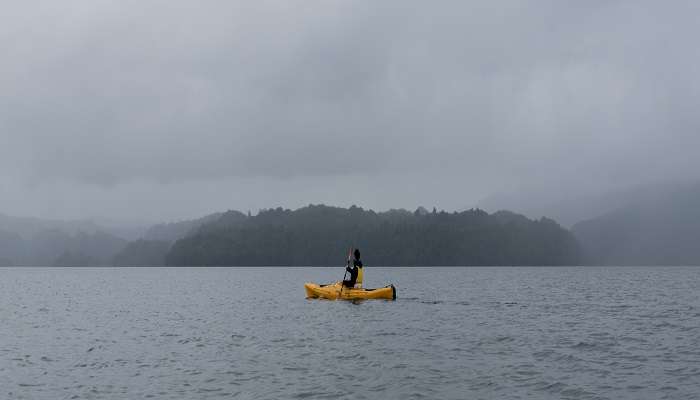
[2,1,700,221]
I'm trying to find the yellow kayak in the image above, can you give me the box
[305,281,396,300]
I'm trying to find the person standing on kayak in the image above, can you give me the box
[343,248,364,288]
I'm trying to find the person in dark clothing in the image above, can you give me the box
[343,248,363,288]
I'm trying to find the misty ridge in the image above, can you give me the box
[2,181,700,266]
[0,213,216,267]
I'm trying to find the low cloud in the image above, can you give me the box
[2,1,699,219]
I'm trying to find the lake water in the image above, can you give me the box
[1,267,699,399]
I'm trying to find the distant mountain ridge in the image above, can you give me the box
[0,212,230,266]
[6,181,700,267]
[475,182,686,228]
[0,228,126,266]
[572,183,700,265]
[0,213,102,239]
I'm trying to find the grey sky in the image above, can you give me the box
[2,1,699,222]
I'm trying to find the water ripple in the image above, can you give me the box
[1,266,700,399]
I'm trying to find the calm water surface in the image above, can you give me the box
[1,267,700,399]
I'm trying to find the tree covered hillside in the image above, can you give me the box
[166,205,581,266]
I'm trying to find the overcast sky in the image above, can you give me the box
[2,1,699,222]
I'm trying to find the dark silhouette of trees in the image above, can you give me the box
[166,205,581,266]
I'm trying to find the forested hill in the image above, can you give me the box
[166,205,581,266]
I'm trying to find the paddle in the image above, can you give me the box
[339,247,352,299]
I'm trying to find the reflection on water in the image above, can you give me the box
[1,266,700,399]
